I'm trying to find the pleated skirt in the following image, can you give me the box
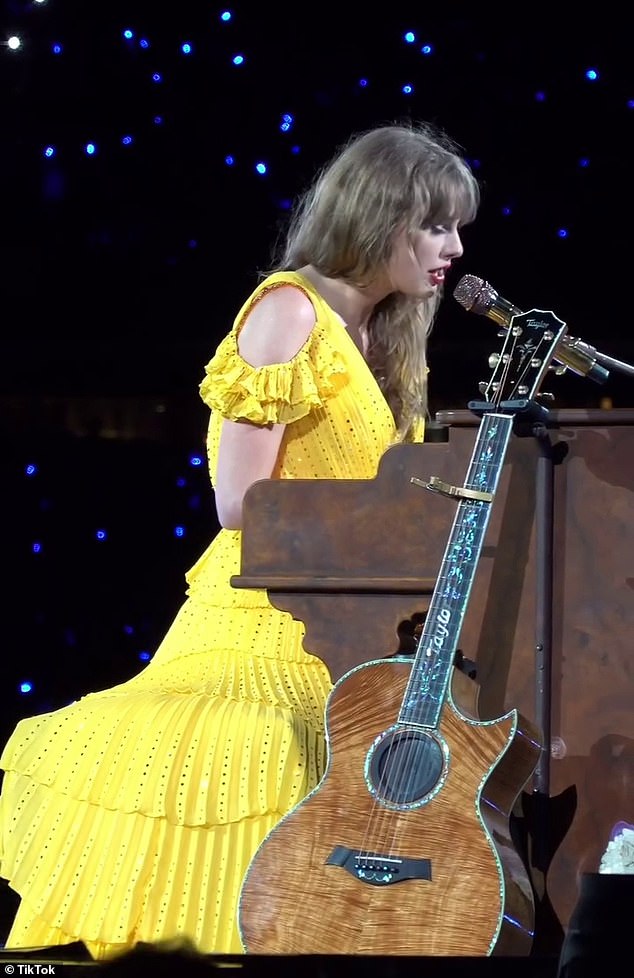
[0,531,333,958]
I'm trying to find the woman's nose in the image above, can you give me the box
[445,230,464,259]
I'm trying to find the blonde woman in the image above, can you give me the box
[0,120,479,957]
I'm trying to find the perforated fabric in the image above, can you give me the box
[0,271,416,957]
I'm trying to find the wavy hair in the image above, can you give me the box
[268,120,480,439]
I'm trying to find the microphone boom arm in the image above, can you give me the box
[566,338,634,379]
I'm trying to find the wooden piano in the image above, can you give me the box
[232,407,634,954]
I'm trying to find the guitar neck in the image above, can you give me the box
[399,411,515,728]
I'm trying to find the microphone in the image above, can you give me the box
[453,274,609,385]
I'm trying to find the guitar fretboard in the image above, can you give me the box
[399,411,514,729]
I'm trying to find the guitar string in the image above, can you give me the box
[355,325,546,870]
[392,330,538,739]
[354,413,512,868]
[353,437,505,873]
[365,328,552,856]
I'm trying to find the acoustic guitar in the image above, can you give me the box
[238,308,567,956]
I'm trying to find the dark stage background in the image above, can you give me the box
[1,0,633,960]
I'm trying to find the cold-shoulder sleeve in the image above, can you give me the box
[199,324,349,425]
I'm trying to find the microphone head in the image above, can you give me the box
[453,274,497,315]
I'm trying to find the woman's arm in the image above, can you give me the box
[214,285,317,530]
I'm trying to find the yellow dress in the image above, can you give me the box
[0,271,404,958]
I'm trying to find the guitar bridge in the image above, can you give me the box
[326,845,432,885]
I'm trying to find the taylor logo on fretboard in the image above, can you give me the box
[238,307,567,957]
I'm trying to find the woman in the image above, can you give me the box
[0,120,479,957]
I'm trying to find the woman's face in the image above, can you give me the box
[386,221,464,297]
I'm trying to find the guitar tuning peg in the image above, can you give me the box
[536,392,555,402]
[488,352,510,368]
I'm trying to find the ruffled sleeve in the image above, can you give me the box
[199,325,349,426]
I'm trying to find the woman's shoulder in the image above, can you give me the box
[247,272,317,317]
[241,270,324,318]
[237,272,319,366]
[200,270,349,423]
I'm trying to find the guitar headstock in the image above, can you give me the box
[477,309,568,407]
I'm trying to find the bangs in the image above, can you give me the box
[413,159,480,228]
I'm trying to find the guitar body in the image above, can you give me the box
[239,658,542,956]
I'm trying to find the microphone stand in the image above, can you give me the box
[499,402,571,956]
[527,410,571,956]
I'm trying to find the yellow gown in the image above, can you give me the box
[0,271,406,957]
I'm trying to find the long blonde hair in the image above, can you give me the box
[269,121,480,439]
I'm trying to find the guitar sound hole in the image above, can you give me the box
[369,728,444,806]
